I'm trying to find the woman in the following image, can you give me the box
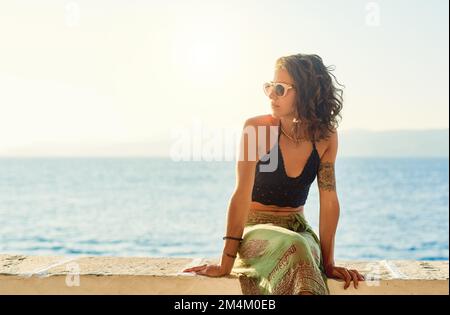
[183,53,365,295]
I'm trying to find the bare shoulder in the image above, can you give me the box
[316,126,337,145]
[327,127,338,146]
[317,127,339,162]
[244,114,278,127]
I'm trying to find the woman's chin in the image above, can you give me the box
[270,109,282,118]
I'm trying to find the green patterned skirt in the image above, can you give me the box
[231,211,330,295]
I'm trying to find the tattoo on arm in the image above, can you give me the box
[318,162,336,191]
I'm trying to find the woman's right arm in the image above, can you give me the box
[219,118,259,274]
[183,117,261,276]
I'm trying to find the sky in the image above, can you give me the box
[0,0,448,154]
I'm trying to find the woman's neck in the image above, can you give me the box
[279,117,295,132]
[279,117,304,140]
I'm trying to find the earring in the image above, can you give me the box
[293,117,301,124]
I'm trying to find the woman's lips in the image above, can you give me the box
[271,104,279,108]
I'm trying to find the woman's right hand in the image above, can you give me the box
[183,264,229,277]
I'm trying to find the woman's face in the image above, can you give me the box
[269,68,297,119]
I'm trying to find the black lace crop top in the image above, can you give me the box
[251,122,321,208]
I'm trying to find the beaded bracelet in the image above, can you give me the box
[224,252,237,258]
[223,236,243,242]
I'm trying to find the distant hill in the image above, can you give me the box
[0,129,448,158]
[339,129,448,157]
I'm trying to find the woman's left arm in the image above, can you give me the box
[317,129,365,289]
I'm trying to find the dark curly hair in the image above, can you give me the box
[275,53,344,142]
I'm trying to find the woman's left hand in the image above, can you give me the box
[182,264,229,277]
[325,264,365,289]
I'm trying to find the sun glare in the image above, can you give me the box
[170,22,240,86]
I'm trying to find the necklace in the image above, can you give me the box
[280,123,301,144]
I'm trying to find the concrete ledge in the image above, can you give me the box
[0,254,448,295]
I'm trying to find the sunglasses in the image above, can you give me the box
[263,81,295,97]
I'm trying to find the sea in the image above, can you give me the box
[0,157,448,261]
